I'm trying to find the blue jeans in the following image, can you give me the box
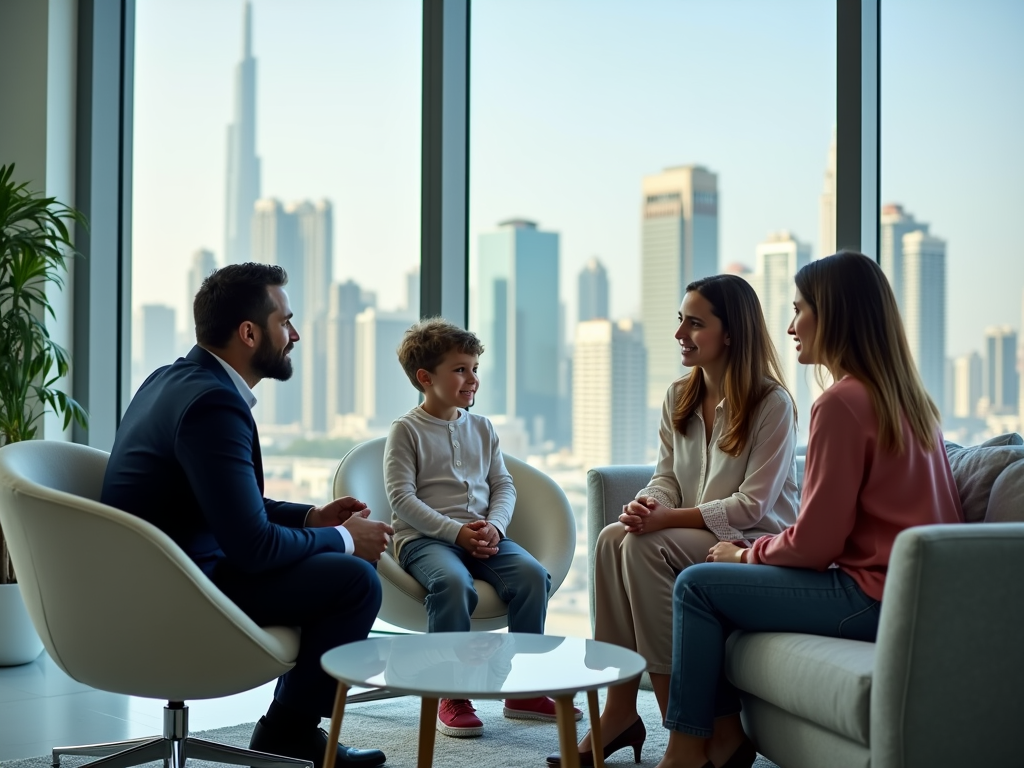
[665,563,880,737]
[399,536,551,634]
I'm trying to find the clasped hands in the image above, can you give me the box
[456,519,501,559]
[619,496,673,534]
[307,496,394,563]
[620,496,747,563]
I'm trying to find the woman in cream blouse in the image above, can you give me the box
[548,274,799,767]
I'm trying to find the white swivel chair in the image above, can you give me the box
[0,440,309,768]
[332,437,576,632]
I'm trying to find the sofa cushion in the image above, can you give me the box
[725,631,875,746]
[985,458,1024,523]
[944,435,1024,522]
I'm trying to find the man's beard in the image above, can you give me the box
[252,331,293,381]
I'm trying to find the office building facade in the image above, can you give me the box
[984,326,1019,415]
[640,165,719,411]
[754,232,812,432]
[573,319,647,468]
[354,307,417,429]
[902,230,947,412]
[578,257,609,322]
[475,219,560,447]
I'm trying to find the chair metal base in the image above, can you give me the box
[52,701,312,768]
[345,687,398,704]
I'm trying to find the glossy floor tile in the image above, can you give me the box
[0,652,276,762]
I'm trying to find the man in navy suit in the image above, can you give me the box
[103,263,392,768]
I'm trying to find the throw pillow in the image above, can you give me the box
[985,459,1024,524]
[979,433,1024,448]
[944,437,1024,523]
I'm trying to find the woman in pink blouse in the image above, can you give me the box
[654,252,963,768]
[548,275,800,767]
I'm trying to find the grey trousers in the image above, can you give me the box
[592,522,719,675]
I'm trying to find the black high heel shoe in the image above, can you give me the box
[720,736,757,768]
[545,717,647,766]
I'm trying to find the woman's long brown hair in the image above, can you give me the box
[672,274,793,456]
[794,251,940,454]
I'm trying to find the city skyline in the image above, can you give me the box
[133,1,1022,361]
[132,0,1019,434]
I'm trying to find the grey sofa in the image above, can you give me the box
[586,435,1024,768]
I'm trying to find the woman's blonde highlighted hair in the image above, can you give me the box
[794,251,940,454]
[672,274,794,456]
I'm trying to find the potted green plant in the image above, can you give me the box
[0,163,88,665]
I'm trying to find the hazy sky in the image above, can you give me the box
[133,0,1023,358]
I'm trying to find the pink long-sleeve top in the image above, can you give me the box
[748,376,963,601]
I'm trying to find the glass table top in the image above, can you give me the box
[321,632,646,700]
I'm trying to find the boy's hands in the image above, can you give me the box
[456,520,500,559]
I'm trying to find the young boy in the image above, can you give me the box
[384,318,581,738]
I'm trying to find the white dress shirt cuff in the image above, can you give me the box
[636,486,677,509]
[333,524,354,553]
[697,499,745,541]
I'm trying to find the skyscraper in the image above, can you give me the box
[133,304,176,394]
[902,230,947,412]
[250,198,334,428]
[1019,288,1024,419]
[573,319,647,468]
[475,219,560,447]
[578,257,609,322]
[182,248,217,354]
[880,203,928,317]
[224,1,261,265]
[952,351,982,419]
[640,165,719,412]
[354,307,417,428]
[405,267,420,318]
[293,200,333,433]
[984,326,1019,415]
[754,232,811,430]
[326,280,371,425]
[185,249,217,320]
[820,128,836,258]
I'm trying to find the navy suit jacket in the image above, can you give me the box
[102,345,348,577]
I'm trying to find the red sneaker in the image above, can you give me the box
[503,696,583,722]
[436,698,484,737]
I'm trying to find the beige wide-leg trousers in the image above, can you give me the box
[592,522,719,675]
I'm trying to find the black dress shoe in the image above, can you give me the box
[546,717,646,766]
[249,716,386,768]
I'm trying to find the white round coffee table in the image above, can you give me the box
[321,632,646,768]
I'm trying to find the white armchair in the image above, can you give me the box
[332,437,576,632]
[0,440,310,768]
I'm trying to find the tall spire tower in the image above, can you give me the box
[224,1,261,265]
[819,127,837,259]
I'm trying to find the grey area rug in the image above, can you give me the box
[1,692,779,768]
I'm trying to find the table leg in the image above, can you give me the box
[555,696,581,768]
[322,683,349,768]
[417,697,439,768]
[586,690,605,768]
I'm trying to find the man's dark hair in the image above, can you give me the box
[193,263,288,347]
[397,318,485,392]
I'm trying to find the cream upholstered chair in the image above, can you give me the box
[0,440,309,768]
[332,436,576,632]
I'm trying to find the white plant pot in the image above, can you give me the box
[0,583,44,665]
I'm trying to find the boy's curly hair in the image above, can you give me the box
[397,318,485,392]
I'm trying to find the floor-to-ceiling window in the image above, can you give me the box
[468,0,837,635]
[881,0,1024,447]
[132,0,422,505]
